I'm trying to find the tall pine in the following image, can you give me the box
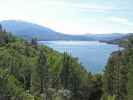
[59,53,72,89]
[31,49,49,100]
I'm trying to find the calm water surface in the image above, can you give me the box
[39,41,121,73]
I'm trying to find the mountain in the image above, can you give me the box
[0,20,92,41]
[0,20,125,41]
[0,20,66,40]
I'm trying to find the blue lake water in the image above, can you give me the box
[39,41,121,73]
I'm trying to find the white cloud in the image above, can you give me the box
[0,0,132,34]
[109,17,133,26]
[74,4,113,10]
[21,0,118,13]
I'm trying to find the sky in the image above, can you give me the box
[0,0,133,35]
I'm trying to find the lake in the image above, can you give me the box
[39,41,121,73]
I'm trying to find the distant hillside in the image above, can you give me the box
[108,33,133,48]
[0,20,126,41]
[85,33,125,41]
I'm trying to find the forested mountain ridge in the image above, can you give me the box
[0,25,103,100]
[107,33,133,48]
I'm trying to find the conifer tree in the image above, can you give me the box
[59,53,71,89]
[31,49,49,100]
[31,38,37,46]
[0,24,2,32]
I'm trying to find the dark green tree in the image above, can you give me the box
[31,38,37,46]
[59,53,72,89]
[31,49,49,100]
[0,24,2,32]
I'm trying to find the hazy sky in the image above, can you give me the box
[0,0,133,35]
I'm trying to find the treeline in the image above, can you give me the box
[0,25,103,100]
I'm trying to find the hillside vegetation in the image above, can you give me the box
[0,25,102,100]
[103,35,133,100]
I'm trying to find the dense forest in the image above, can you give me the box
[0,24,133,100]
[0,25,103,100]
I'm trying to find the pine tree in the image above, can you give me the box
[31,38,37,46]
[104,58,115,96]
[31,49,49,100]
[59,53,71,89]
[0,24,2,32]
